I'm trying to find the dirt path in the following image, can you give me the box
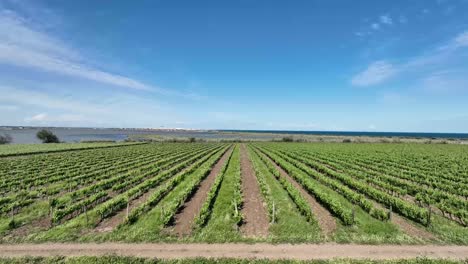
[1,243,467,260]
[172,147,233,236]
[239,144,269,238]
[261,151,337,236]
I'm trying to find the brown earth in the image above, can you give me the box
[260,151,337,236]
[366,198,436,240]
[172,147,233,236]
[239,144,269,238]
[0,243,467,260]
[391,213,436,240]
[94,189,155,233]
[5,214,51,239]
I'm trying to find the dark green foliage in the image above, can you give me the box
[0,134,12,144]
[36,129,60,143]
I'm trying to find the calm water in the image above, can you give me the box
[223,130,468,139]
[0,128,227,144]
[1,127,467,144]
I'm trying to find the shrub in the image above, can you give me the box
[36,129,60,143]
[0,133,12,144]
[282,136,294,142]
[342,139,352,143]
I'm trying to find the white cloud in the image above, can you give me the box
[352,30,468,87]
[25,113,47,122]
[371,23,380,30]
[379,15,393,25]
[0,85,107,115]
[0,9,172,93]
[0,85,184,128]
[24,112,86,123]
[0,10,78,59]
[421,71,468,93]
[425,31,468,53]
[454,31,468,48]
[351,61,396,86]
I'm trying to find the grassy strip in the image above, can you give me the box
[193,145,243,242]
[249,145,321,242]
[255,146,354,225]
[194,148,234,229]
[247,147,274,221]
[250,147,315,223]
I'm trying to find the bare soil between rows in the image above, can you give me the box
[260,151,337,236]
[239,144,269,238]
[300,155,436,240]
[0,243,467,260]
[172,147,233,236]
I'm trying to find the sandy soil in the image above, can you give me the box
[172,148,233,236]
[239,144,269,238]
[262,152,337,236]
[0,243,467,260]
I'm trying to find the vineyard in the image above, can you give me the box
[0,142,466,244]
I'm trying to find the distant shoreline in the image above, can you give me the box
[2,126,467,138]
[219,129,468,139]
[1,126,468,144]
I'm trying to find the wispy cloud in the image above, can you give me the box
[379,15,393,25]
[453,31,468,48]
[351,61,396,86]
[0,9,170,93]
[371,23,380,30]
[0,85,180,127]
[24,112,86,124]
[351,30,468,87]
[421,70,468,94]
[0,85,108,115]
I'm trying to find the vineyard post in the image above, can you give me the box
[84,205,88,226]
[126,200,129,220]
[233,199,238,216]
[10,204,14,222]
[427,206,432,226]
[388,205,392,221]
[47,196,51,217]
[352,205,355,224]
[272,202,276,224]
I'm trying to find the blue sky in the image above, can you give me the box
[0,0,468,132]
